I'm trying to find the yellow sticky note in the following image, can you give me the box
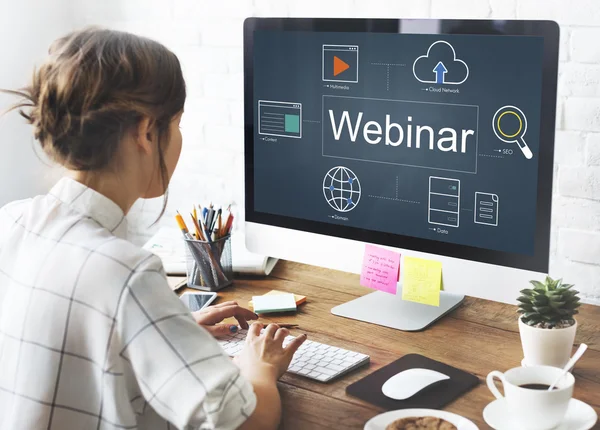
[402,256,442,307]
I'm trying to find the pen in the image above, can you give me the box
[207,202,214,224]
[208,209,214,232]
[206,208,215,233]
[215,209,222,236]
[198,213,212,242]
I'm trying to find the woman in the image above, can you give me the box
[0,27,305,430]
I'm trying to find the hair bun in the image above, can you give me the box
[3,27,185,174]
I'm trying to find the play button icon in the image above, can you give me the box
[333,55,351,76]
[322,44,359,83]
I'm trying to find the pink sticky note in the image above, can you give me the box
[360,244,401,294]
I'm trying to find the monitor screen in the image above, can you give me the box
[245,19,558,272]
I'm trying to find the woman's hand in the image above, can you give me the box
[235,323,305,430]
[234,322,307,381]
[192,301,258,337]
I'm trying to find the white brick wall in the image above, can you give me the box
[564,98,600,132]
[554,131,586,166]
[588,133,600,166]
[71,0,600,304]
[571,28,600,63]
[431,0,492,18]
[561,230,600,265]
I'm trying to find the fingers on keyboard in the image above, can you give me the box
[218,333,368,382]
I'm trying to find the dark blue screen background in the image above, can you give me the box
[253,31,544,255]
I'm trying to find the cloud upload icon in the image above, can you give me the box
[413,41,469,85]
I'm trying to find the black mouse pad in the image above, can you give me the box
[346,354,479,410]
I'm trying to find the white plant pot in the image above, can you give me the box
[518,317,577,368]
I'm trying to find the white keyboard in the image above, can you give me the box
[218,329,370,382]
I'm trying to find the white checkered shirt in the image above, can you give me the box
[0,177,256,430]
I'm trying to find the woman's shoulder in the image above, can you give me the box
[97,236,165,275]
[80,236,169,302]
[0,198,32,219]
[0,198,32,238]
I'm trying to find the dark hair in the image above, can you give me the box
[2,27,186,217]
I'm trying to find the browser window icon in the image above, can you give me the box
[322,44,359,83]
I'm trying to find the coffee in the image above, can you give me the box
[487,367,574,430]
[518,383,555,390]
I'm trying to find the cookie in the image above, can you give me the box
[385,416,458,430]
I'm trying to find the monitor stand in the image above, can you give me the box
[331,287,465,332]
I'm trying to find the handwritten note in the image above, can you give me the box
[360,245,400,294]
[402,256,442,306]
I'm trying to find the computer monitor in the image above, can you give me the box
[243,18,559,330]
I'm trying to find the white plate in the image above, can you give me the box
[364,409,479,430]
[483,398,598,430]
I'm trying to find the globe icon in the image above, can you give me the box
[323,166,361,212]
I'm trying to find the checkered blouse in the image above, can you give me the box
[0,178,256,430]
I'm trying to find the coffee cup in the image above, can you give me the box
[486,365,574,430]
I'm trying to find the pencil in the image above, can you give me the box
[268,323,299,329]
[175,211,192,239]
[190,212,205,241]
[215,210,222,238]
[277,324,299,328]
[220,212,230,237]
[224,213,234,235]
[175,211,196,283]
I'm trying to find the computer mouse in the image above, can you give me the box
[382,368,450,400]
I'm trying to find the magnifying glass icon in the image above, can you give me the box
[492,105,533,159]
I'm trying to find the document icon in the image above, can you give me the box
[474,192,499,226]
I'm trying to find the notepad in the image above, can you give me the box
[402,256,442,307]
[252,293,297,314]
[249,290,306,310]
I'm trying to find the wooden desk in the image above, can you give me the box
[169,261,600,429]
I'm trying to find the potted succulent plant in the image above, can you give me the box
[517,276,581,368]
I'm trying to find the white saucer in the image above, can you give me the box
[483,398,597,430]
[364,408,478,430]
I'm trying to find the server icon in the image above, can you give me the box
[428,177,460,228]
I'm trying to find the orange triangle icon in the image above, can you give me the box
[333,56,350,76]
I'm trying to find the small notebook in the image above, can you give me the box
[346,354,479,410]
[252,293,297,314]
[248,290,306,310]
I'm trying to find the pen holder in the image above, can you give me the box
[184,235,233,292]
